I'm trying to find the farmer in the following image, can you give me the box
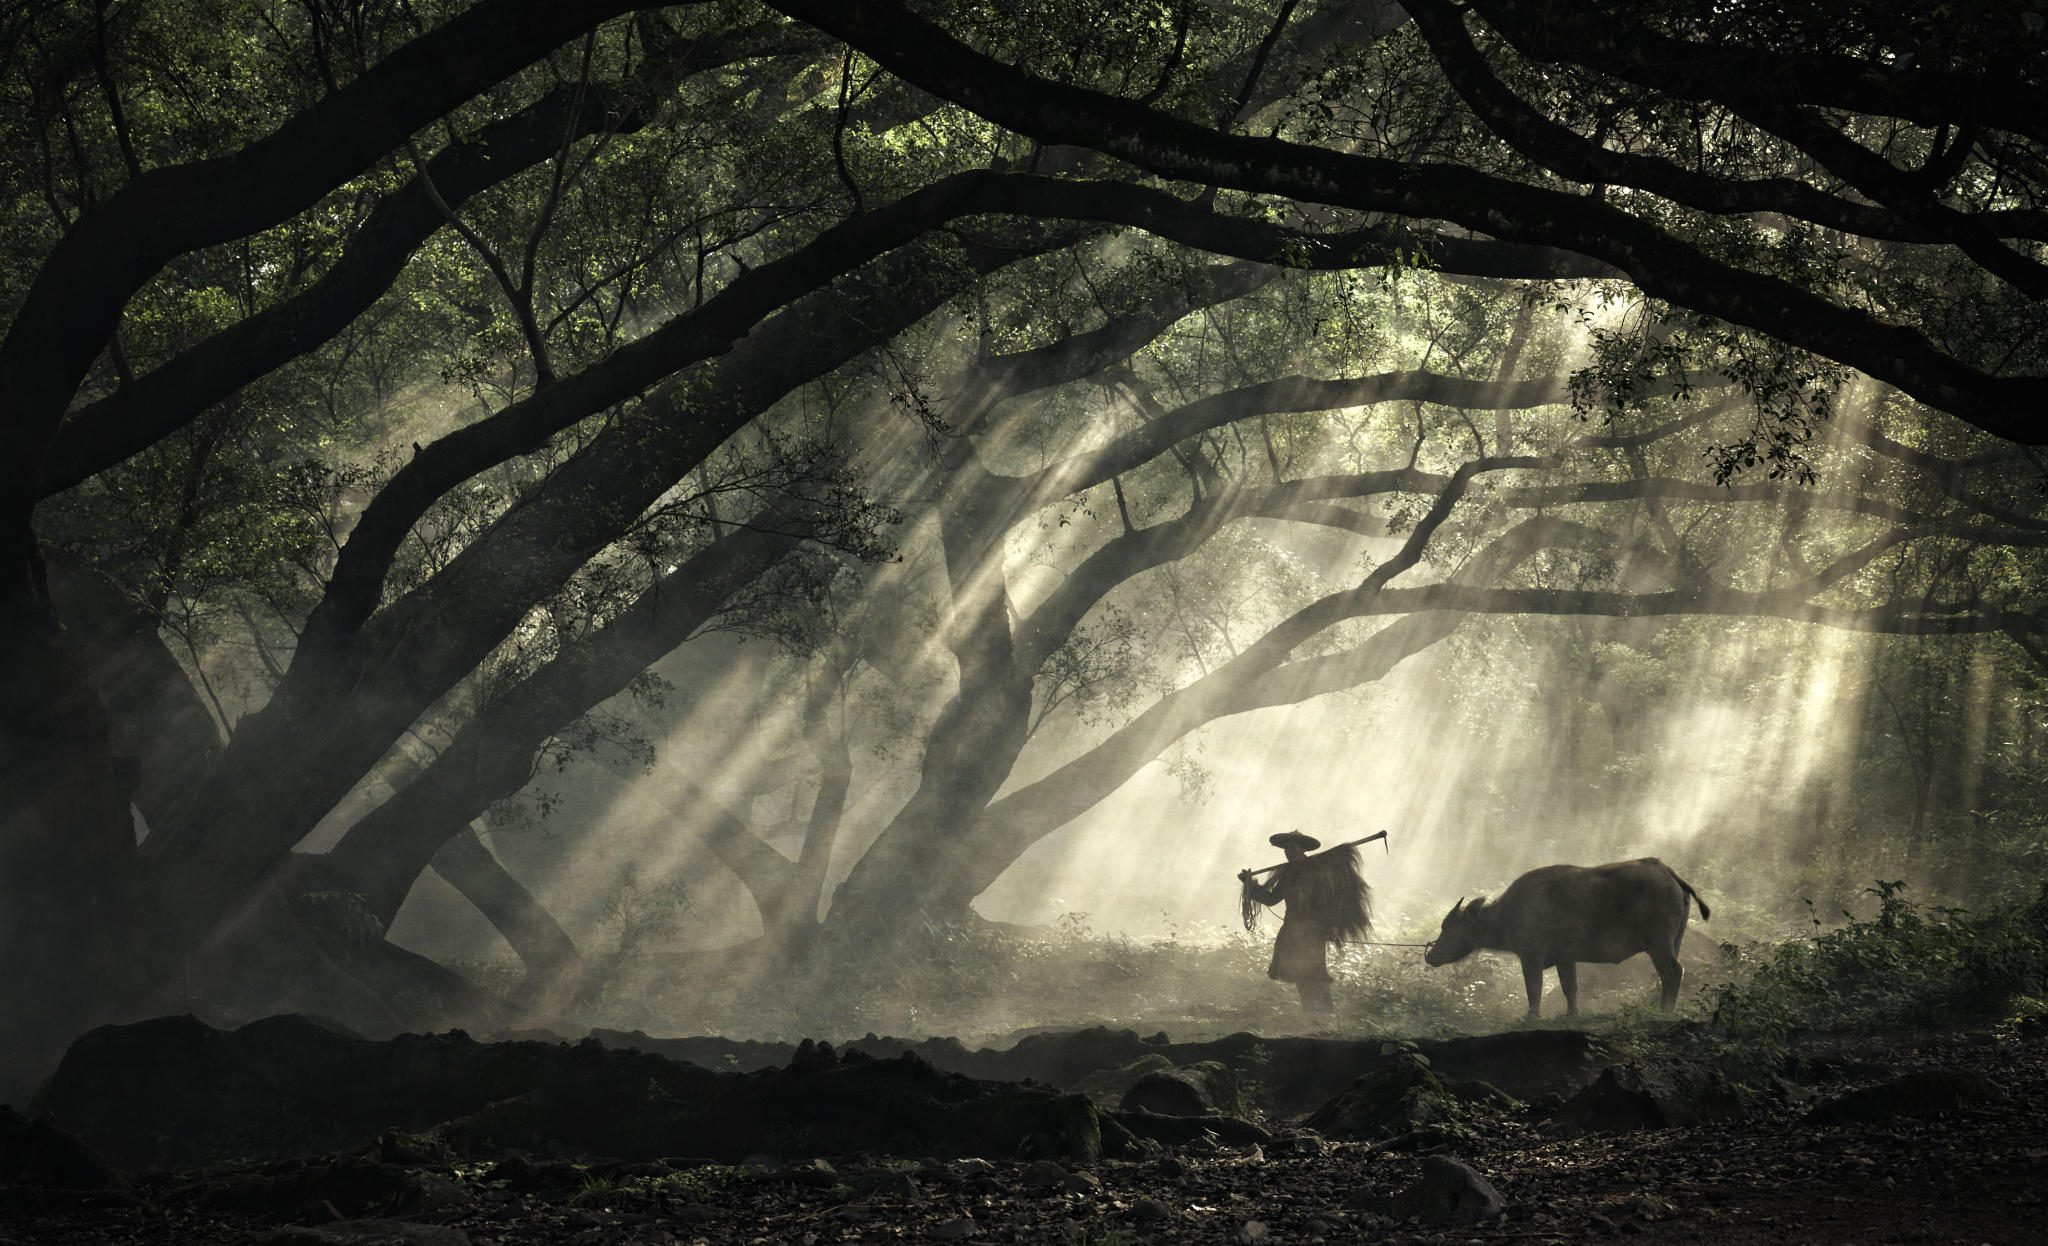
[1238,830,1373,1013]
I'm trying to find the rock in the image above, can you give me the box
[1606,1192,1678,1222]
[1782,1054,1894,1084]
[858,1169,920,1199]
[1341,1186,1390,1213]
[1413,1028,1609,1101]
[1551,1061,1746,1135]
[1302,1055,1457,1142]
[1108,1107,1271,1148]
[1379,1126,1460,1153]
[1020,1159,1070,1189]
[930,1217,982,1240]
[0,1104,122,1189]
[1235,1218,1269,1243]
[38,1015,1131,1169]
[1450,1079,1521,1110]
[207,1158,474,1217]
[255,1221,471,1246]
[1262,1132,1324,1157]
[1119,1061,1245,1118]
[1131,1196,1171,1220]
[1805,1069,2003,1125]
[1072,1054,1173,1107]
[785,1025,1607,1116]
[482,1154,587,1191]
[1391,1155,1506,1226]
[1769,1075,1818,1105]
[371,1129,454,1167]
[1060,1169,1100,1195]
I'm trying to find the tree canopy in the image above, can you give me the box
[3,0,2044,1093]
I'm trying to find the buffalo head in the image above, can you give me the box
[1423,895,1486,966]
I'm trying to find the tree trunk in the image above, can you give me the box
[429,826,586,997]
[46,561,225,827]
[321,520,812,924]
[822,458,1038,940]
[144,226,1066,985]
[0,574,145,1097]
[862,516,1576,925]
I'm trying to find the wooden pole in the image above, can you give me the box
[1241,829,1388,878]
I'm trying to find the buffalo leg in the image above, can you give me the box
[1520,957,1546,1018]
[1555,961,1578,1015]
[1649,944,1683,1010]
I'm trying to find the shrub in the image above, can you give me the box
[1682,879,2048,1077]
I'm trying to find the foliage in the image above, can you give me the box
[567,1173,618,1208]
[1683,879,2048,1078]
[7,0,2048,1073]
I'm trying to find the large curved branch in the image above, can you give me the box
[1460,0,2048,149]
[1495,477,1926,525]
[40,20,813,495]
[141,223,1067,957]
[320,517,813,924]
[1447,1,2048,292]
[2,0,650,490]
[1402,0,1957,245]
[946,261,1281,436]
[971,520,2012,888]
[1029,369,1597,499]
[1013,384,1739,668]
[305,171,1620,657]
[765,0,2048,441]
[1837,422,2048,534]
[968,512,1584,890]
[1354,583,2011,634]
[668,779,798,918]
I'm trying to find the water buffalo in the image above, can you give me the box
[1424,858,1710,1017]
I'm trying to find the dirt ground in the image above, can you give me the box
[4,1017,2044,1246]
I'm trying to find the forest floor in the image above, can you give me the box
[5,1012,2044,1246]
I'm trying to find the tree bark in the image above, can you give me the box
[321,519,813,925]
[428,826,585,995]
[767,0,2048,440]
[146,223,1075,987]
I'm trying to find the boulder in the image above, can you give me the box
[0,1104,122,1189]
[1805,1069,2003,1126]
[1302,1053,1457,1142]
[1071,1054,1173,1107]
[1020,1159,1071,1189]
[930,1217,982,1240]
[1390,1155,1506,1226]
[205,1158,473,1217]
[33,1015,1136,1170]
[1108,1108,1271,1147]
[1118,1061,1245,1118]
[1551,1061,1746,1135]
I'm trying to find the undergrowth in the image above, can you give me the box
[468,877,2048,1066]
[1679,879,2048,1077]
[586,912,1582,1044]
